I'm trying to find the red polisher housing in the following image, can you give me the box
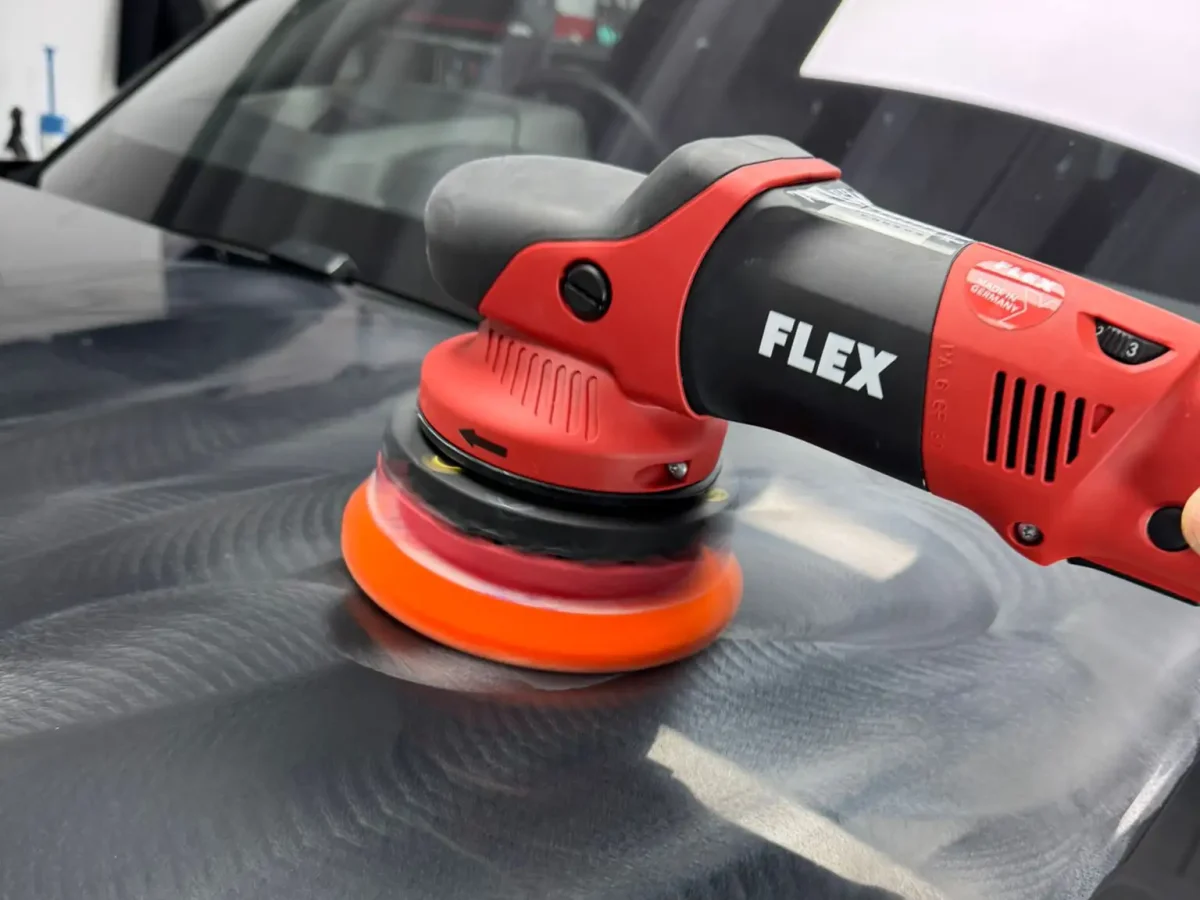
[418,322,727,494]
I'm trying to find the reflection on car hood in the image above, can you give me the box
[1,180,1199,900]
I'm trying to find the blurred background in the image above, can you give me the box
[0,0,225,159]
[0,0,648,160]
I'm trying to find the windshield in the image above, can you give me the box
[37,0,1200,319]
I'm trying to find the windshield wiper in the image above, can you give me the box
[268,237,358,282]
[174,229,470,318]
[178,232,359,284]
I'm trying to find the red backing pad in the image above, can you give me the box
[386,463,699,599]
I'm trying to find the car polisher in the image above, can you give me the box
[343,134,1200,673]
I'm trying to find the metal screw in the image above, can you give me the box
[666,462,689,480]
[560,262,611,321]
[1014,522,1043,546]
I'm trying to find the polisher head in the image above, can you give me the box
[341,391,743,673]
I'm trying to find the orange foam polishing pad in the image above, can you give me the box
[340,474,742,674]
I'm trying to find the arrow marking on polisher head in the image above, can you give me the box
[459,428,508,458]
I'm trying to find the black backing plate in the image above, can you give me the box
[416,404,721,514]
[381,391,734,562]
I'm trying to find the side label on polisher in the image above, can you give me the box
[757,311,898,399]
[966,260,1065,331]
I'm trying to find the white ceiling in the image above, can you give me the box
[802,0,1200,173]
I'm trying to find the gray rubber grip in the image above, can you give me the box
[423,135,813,310]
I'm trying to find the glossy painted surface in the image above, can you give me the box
[2,179,1200,900]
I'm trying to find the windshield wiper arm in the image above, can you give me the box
[267,237,358,283]
[177,231,359,284]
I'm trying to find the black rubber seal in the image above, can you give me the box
[380,392,735,562]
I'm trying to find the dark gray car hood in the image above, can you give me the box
[0,179,1198,900]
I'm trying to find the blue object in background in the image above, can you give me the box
[39,46,68,156]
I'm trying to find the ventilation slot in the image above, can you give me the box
[1023,384,1046,476]
[985,372,1089,483]
[1067,397,1085,464]
[986,372,1006,463]
[1043,391,1066,483]
[1004,378,1025,470]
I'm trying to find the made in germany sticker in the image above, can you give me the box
[966,259,1064,330]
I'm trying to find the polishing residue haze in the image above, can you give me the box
[738,480,918,582]
[332,593,620,694]
[648,727,945,900]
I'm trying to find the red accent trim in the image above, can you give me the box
[398,12,506,34]
[923,241,1200,603]
[420,157,840,492]
[553,14,596,41]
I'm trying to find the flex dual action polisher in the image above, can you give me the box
[341,134,1200,673]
